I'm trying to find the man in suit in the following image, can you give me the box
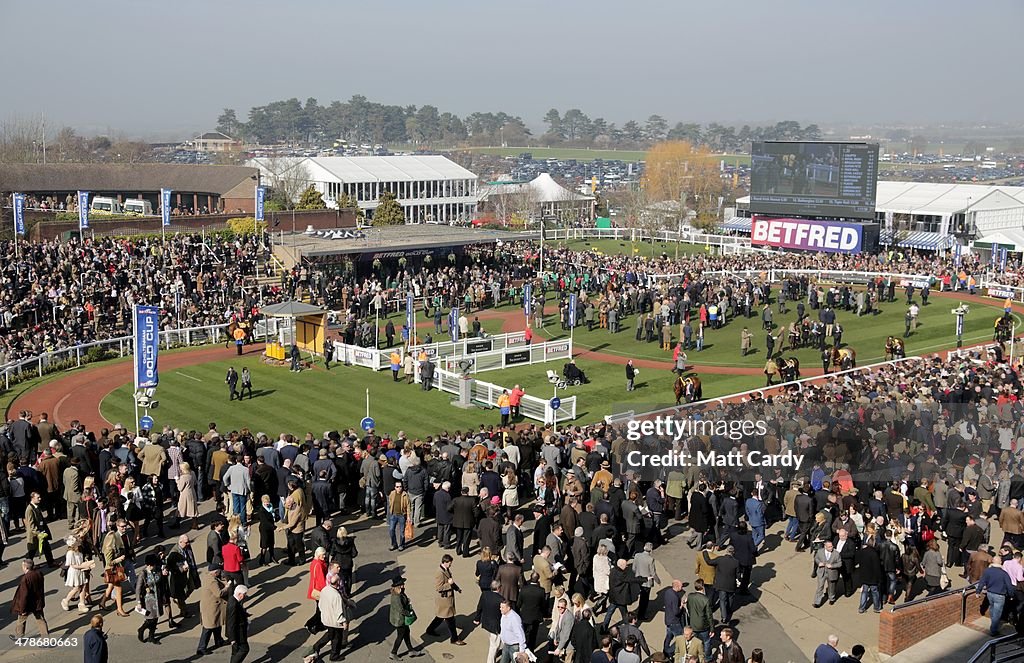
[476,580,504,663]
[835,528,858,598]
[549,596,575,661]
[813,540,842,607]
[196,565,230,656]
[505,514,526,565]
[25,491,57,566]
[745,489,767,549]
[449,488,477,558]
[226,584,250,663]
[532,547,556,597]
[225,367,239,401]
[795,487,815,551]
[517,573,547,650]
[943,505,969,568]
[604,558,641,629]
[83,614,108,663]
[496,553,523,603]
[621,493,642,557]
[730,523,757,595]
[704,545,740,624]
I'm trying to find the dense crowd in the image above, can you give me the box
[2,339,1022,661]
[2,232,1024,662]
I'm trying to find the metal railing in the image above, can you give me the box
[967,633,1024,663]
[0,322,244,394]
[546,226,752,249]
[891,581,977,614]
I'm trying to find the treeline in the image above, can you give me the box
[215,95,823,151]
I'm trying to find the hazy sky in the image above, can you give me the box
[3,0,1021,138]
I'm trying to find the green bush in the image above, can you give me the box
[226,217,267,236]
[86,346,111,363]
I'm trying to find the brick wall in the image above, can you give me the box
[878,590,986,655]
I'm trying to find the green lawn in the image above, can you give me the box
[534,296,1009,370]
[101,356,503,441]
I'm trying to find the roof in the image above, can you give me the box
[974,229,1024,251]
[249,155,476,184]
[478,173,593,204]
[737,181,1024,216]
[0,163,257,196]
[260,301,326,318]
[197,132,236,141]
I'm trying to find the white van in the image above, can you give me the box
[123,199,153,215]
[90,197,122,213]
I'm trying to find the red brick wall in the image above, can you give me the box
[878,590,986,655]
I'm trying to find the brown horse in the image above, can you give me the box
[830,346,857,370]
[674,375,702,404]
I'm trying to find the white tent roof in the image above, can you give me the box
[976,229,1024,250]
[250,155,476,183]
[736,181,1024,216]
[478,173,593,203]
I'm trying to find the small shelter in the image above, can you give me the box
[260,301,328,358]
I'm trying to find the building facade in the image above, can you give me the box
[250,155,478,224]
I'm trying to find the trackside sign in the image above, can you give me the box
[751,216,864,254]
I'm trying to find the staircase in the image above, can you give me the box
[968,633,1024,663]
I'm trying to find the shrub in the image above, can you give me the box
[226,217,267,236]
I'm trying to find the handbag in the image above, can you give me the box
[940,572,951,590]
[104,564,127,585]
[404,518,414,541]
[404,608,417,626]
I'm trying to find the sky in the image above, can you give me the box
[3,0,1022,138]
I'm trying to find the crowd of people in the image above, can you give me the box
[2,230,1024,662]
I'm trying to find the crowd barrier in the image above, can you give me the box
[546,226,750,249]
[440,339,573,374]
[416,363,577,425]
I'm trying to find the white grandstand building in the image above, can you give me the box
[249,155,478,224]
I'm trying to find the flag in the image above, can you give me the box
[449,307,459,342]
[77,191,89,229]
[524,283,533,317]
[255,186,265,222]
[954,242,962,268]
[1001,248,1008,271]
[406,293,414,332]
[12,193,25,236]
[161,189,172,227]
[134,305,160,389]
[569,293,577,327]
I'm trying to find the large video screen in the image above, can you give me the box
[750,141,878,219]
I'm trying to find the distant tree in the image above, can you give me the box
[543,108,563,140]
[622,120,643,143]
[644,141,723,231]
[216,108,243,138]
[295,185,327,210]
[644,115,668,142]
[909,135,929,156]
[335,193,365,221]
[373,190,405,225]
[261,158,310,208]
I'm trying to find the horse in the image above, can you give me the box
[995,316,1013,343]
[830,346,857,371]
[674,375,702,404]
[779,357,800,382]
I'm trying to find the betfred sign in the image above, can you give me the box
[988,288,1015,299]
[751,217,864,254]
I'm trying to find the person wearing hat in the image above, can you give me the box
[196,562,230,656]
[591,460,613,493]
[136,553,164,644]
[388,577,422,660]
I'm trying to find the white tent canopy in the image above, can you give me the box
[479,173,594,203]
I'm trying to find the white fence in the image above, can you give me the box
[410,331,529,362]
[626,356,928,423]
[0,323,237,393]
[441,339,573,374]
[420,364,577,425]
[546,226,751,249]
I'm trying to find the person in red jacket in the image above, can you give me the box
[509,385,525,421]
[304,547,329,634]
[524,327,534,346]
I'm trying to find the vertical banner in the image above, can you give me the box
[1001,248,1008,271]
[77,191,90,229]
[161,189,172,227]
[449,307,459,342]
[568,293,578,328]
[884,211,894,234]
[133,305,160,389]
[255,186,266,222]
[524,283,533,318]
[992,245,1000,268]
[939,214,951,238]
[954,242,962,268]
[955,313,964,337]
[12,193,25,235]
[406,293,414,331]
